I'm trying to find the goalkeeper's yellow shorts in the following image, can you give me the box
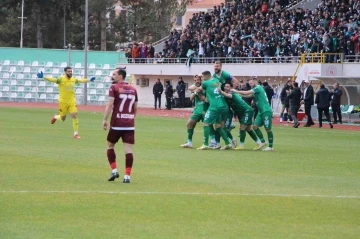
[58,102,78,116]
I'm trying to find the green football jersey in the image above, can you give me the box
[201,78,227,109]
[193,85,206,114]
[212,70,233,85]
[225,92,253,115]
[251,85,272,114]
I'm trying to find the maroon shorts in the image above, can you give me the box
[107,129,135,144]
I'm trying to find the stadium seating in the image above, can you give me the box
[342,105,354,121]
[0,59,116,104]
[146,0,360,64]
[23,67,30,73]
[24,93,32,100]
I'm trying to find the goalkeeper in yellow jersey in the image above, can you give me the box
[37,66,96,139]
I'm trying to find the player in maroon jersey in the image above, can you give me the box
[102,68,138,183]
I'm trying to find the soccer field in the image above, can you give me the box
[0,107,359,239]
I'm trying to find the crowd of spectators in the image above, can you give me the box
[126,0,360,64]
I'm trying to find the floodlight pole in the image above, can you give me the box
[63,6,66,47]
[67,44,72,66]
[18,0,27,48]
[84,0,89,105]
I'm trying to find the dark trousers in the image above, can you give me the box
[283,106,293,121]
[318,107,331,127]
[305,104,314,125]
[154,94,161,109]
[331,103,342,123]
[166,97,172,109]
[290,105,300,124]
[178,93,185,108]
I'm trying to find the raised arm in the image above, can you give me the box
[37,72,57,83]
[43,76,58,83]
[77,76,96,84]
[230,89,254,98]
[77,78,90,84]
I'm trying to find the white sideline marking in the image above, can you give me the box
[0,190,359,199]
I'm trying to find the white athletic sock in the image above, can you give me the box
[74,131,78,136]
[240,143,245,147]
[124,175,130,180]
[112,169,118,174]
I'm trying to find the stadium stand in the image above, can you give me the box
[0,59,111,103]
[126,0,359,64]
[0,47,128,103]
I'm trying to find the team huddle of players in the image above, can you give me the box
[181,61,274,151]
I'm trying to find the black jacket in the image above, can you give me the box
[280,85,293,104]
[287,87,302,107]
[176,81,186,96]
[165,84,173,97]
[315,88,331,109]
[330,88,342,105]
[303,85,314,105]
[263,85,274,104]
[153,82,163,95]
[148,46,155,58]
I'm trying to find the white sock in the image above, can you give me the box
[211,139,216,144]
[240,143,245,147]
[112,169,118,173]
[124,175,130,179]
[74,131,78,136]
[256,140,261,145]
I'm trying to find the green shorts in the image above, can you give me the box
[254,111,273,130]
[204,107,228,125]
[237,110,254,125]
[190,113,204,122]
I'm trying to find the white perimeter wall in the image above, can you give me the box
[125,63,359,107]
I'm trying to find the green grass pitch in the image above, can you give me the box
[0,107,359,239]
